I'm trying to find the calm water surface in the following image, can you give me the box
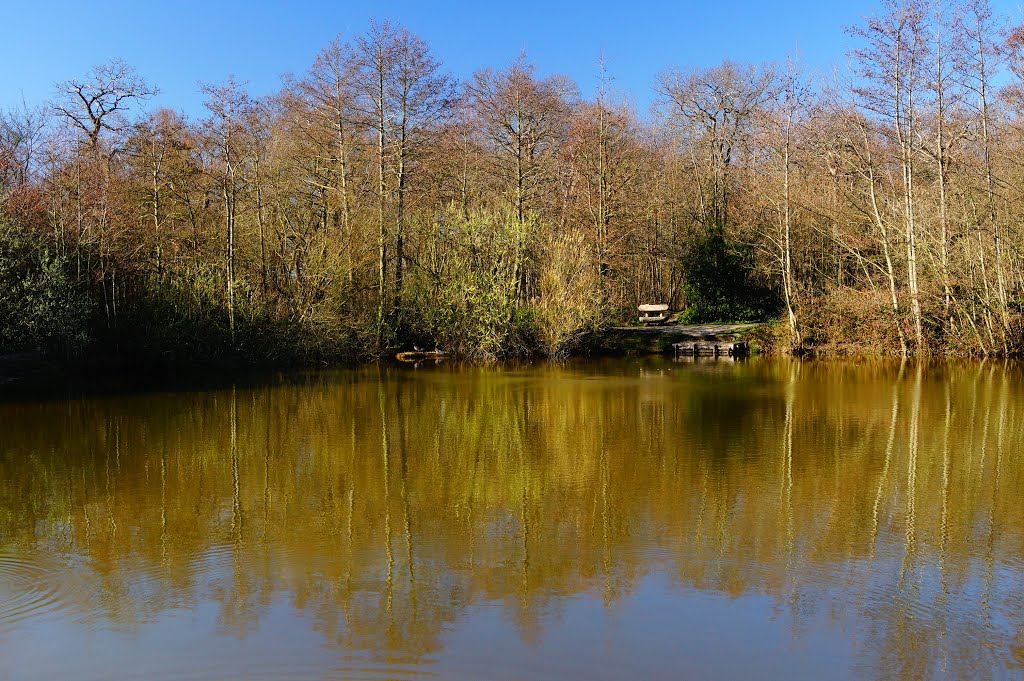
[2,359,1024,680]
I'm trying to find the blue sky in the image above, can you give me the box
[3,0,1023,118]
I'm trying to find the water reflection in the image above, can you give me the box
[2,359,1024,680]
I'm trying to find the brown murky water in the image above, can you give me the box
[2,358,1024,680]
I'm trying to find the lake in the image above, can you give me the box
[2,358,1023,680]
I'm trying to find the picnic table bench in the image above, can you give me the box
[638,304,670,325]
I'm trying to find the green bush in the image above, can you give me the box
[0,221,92,356]
[412,209,537,359]
[680,225,779,323]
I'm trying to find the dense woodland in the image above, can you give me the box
[4,0,1024,362]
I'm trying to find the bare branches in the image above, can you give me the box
[54,59,158,151]
[466,55,576,221]
[655,60,777,228]
[0,102,48,191]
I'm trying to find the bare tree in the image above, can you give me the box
[124,108,194,281]
[656,61,776,229]
[201,76,253,343]
[849,0,930,352]
[969,0,1011,347]
[466,54,575,223]
[386,26,453,317]
[924,0,967,329]
[54,59,157,151]
[759,57,811,348]
[0,103,48,192]
[351,22,454,333]
[353,21,397,342]
[302,36,360,244]
[565,58,645,297]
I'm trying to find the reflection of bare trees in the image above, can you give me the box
[2,361,1024,678]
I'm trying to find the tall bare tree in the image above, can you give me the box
[54,59,157,152]
[656,61,776,230]
[466,55,575,223]
[850,0,930,352]
[201,76,253,343]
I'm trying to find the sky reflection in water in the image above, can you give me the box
[2,358,1024,680]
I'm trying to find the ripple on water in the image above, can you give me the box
[328,663,437,681]
[0,550,70,628]
[71,657,436,681]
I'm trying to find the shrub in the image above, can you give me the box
[680,224,779,323]
[533,228,602,357]
[414,209,536,359]
[0,221,92,356]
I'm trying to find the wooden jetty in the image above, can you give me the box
[672,341,750,358]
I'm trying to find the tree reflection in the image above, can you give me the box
[1,359,1024,679]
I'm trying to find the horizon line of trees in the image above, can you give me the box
[4,0,1024,361]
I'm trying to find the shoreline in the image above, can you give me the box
[6,322,1018,398]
